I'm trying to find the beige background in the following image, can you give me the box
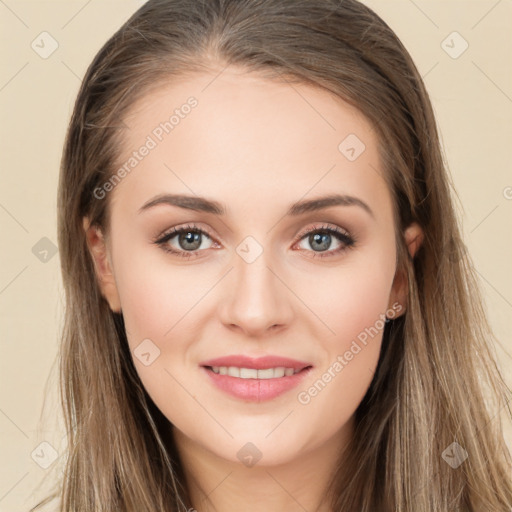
[0,1,511,510]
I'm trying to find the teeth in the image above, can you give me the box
[210,366,301,379]
[227,366,240,377]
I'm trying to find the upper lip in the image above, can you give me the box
[200,355,312,371]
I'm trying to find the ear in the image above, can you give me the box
[387,222,423,319]
[83,217,122,313]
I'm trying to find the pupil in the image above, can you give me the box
[311,232,330,251]
[180,231,201,250]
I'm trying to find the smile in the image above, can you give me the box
[208,366,302,379]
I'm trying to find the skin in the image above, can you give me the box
[84,66,423,512]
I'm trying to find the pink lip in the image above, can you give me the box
[199,355,313,402]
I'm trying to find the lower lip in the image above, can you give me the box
[201,366,313,402]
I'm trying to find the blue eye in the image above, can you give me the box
[154,224,215,259]
[295,224,355,258]
[153,223,355,259]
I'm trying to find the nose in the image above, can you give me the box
[217,249,294,338]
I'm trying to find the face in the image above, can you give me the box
[85,68,421,466]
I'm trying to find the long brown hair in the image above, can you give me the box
[31,0,512,510]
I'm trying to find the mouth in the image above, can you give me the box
[200,354,312,372]
[199,355,313,402]
[204,365,310,379]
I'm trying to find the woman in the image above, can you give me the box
[31,0,512,510]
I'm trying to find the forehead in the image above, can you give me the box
[111,68,390,218]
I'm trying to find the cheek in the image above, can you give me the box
[111,250,220,398]
[113,261,203,416]
[113,249,207,343]
[294,254,395,417]
[300,250,395,349]
[332,268,392,341]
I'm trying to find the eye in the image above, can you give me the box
[153,224,217,259]
[294,223,356,259]
[153,222,356,260]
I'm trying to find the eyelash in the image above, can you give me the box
[153,223,356,260]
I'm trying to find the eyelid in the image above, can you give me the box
[154,222,216,243]
[294,222,351,241]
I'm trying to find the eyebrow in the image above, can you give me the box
[138,193,374,219]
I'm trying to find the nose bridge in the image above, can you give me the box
[218,239,292,334]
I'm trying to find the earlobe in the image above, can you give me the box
[387,222,424,318]
[82,217,122,313]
